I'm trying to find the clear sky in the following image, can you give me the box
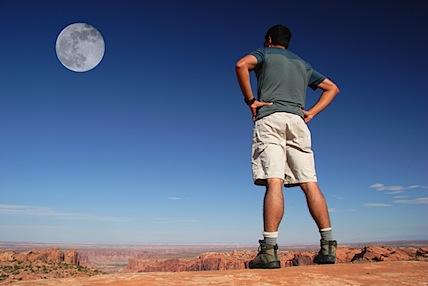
[1,0,427,245]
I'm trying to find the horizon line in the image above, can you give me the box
[1,239,428,248]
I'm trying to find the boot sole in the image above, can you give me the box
[249,261,281,269]
[314,255,336,264]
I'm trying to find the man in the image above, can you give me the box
[235,25,340,269]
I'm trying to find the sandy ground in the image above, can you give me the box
[10,261,428,286]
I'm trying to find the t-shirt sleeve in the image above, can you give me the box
[308,68,326,90]
[249,48,265,65]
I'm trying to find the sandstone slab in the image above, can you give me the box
[9,261,428,286]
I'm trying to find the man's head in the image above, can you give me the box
[264,25,291,49]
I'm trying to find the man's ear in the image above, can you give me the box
[267,36,272,46]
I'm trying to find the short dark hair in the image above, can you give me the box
[265,25,291,48]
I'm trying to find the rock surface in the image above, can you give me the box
[10,261,428,286]
[2,245,428,284]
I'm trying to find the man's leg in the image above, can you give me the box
[300,181,337,264]
[248,178,283,269]
[249,113,287,269]
[299,182,330,229]
[264,178,285,232]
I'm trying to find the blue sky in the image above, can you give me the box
[0,0,427,245]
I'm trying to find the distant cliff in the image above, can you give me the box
[0,248,100,283]
[126,245,428,272]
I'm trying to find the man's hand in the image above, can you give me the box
[249,100,273,121]
[302,78,340,123]
[302,109,315,123]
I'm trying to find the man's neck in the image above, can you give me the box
[268,44,286,49]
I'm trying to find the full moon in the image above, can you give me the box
[55,23,105,72]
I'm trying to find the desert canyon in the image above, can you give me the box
[1,241,427,285]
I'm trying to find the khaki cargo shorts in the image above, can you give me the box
[252,112,317,187]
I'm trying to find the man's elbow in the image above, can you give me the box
[318,79,340,95]
[235,59,248,71]
[327,81,340,95]
[332,84,340,95]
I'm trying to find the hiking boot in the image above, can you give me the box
[314,239,337,264]
[248,240,281,269]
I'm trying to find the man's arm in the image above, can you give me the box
[235,55,272,121]
[303,78,340,123]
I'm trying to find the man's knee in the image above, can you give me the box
[300,181,320,193]
[266,177,284,186]
[266,178,284,194]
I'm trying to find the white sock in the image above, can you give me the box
[263,231,278,245]
[319,227,333,241]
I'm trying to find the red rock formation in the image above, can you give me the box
[0,248,96,284]
[351,246,413,262]
[1,248,79,265]
[126,246,425,272]
[0,250,15,262]
[416,247,428,261]
[64,249,80,265]
[291,253,315,266]
[336,247,359,263]
[127,250,312,272]
[400,246,418,257]
[13,248,64,263]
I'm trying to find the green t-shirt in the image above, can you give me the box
[250,47,326,120]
